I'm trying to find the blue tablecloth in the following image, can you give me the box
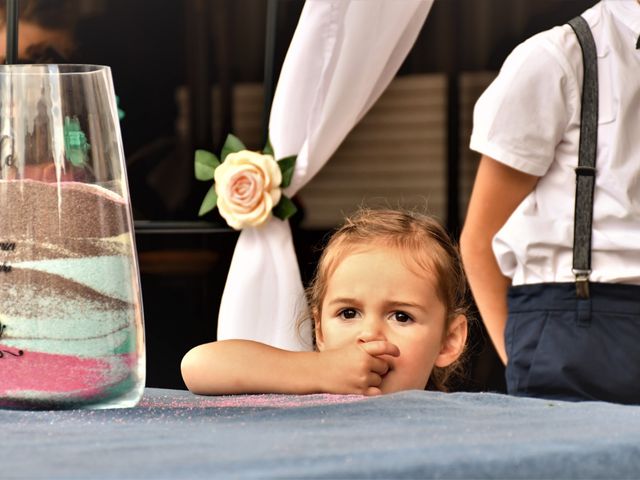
[2,388,640,478]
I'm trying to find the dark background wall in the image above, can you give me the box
[70,0,594,223]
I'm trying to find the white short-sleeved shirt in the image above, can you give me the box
[470,0,640,286]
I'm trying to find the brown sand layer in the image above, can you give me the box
[0,180,130,239]
[0,268,132,318]
[0,237,130,262]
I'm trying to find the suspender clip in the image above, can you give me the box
[572,269,591,299]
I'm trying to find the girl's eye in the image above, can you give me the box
[338,308,358,320]
[393,311,413,323]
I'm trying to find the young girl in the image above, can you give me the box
[181,208,469,395]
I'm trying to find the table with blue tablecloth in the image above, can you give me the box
[2,388,640,478]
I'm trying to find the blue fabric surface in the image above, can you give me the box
[2,388,640,479]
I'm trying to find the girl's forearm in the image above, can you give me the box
[181,340,323,395]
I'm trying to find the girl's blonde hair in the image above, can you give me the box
[302,207,469,391]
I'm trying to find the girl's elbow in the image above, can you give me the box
[180,346,206,393]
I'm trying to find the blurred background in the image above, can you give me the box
[1,0,596,390]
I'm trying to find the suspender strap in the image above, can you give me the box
[568,16,598,299]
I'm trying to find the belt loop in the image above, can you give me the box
[576,296,592,327]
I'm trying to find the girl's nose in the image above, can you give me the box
[357,317,386,343]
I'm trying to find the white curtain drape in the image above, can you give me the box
[217,0,434,350]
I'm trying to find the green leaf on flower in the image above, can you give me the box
[194,150,220,181]
[221,134,246,161]
[278,155,296,188]
[272,195,297,221]
[198,185,218,217]
[263,137,274,157]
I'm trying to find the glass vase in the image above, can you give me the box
[0,64,145,409]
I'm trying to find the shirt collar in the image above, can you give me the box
[603,0,640,48]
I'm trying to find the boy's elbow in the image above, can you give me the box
[460,220,494,258]
[459,227,476,263]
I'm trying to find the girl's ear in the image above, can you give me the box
[434,314,467,368]
[314,309,326,351]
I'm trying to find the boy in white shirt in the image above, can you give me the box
[461,0,640,403]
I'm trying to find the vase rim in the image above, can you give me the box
[0,64,111,76]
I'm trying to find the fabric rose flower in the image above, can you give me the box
[213,150,282,230]
[194,134,297,228]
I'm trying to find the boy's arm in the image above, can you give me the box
[460,155,538,364]
[181,339,399,395]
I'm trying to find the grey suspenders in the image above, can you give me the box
[568,16,598,299]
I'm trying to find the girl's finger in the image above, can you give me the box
[365,386,383,396]
[367,372,383,387]
[360,340,400,358]
[370,356,390,375]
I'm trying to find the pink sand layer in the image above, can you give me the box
[0,346,135,396]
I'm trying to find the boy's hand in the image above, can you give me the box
[318,341,400,396]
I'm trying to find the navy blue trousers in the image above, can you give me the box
[506,282,640,404]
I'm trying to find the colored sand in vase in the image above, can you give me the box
[0,180,144,408]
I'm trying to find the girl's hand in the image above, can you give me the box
[318,341,400,396]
